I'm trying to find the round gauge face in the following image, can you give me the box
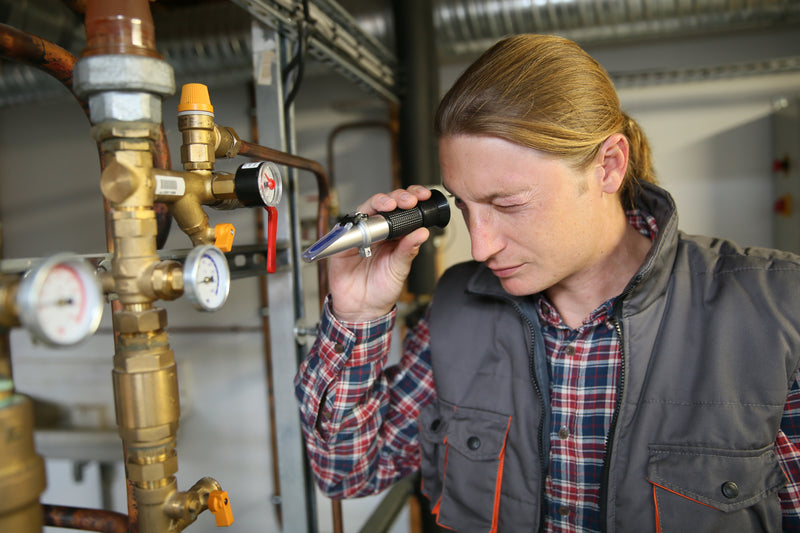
[184,245,230,312]
[16,256,103,347]
[257,162,282,207]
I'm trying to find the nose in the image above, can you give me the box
[465,208,504,263]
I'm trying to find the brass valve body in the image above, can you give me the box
[179,114,216,171]
[0,393,46,533]
[99,124,185,532]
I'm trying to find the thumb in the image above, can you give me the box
[388,227,430,278]
[396,227,430,258]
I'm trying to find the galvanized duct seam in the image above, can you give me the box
[0,62,73,106]
[433,0,800,57]
[611,54,800,88]
[3,0,800,107]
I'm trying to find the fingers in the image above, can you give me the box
[397,227,431,255]
[358,185,433,215]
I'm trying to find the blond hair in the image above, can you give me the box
[435,34,655,209]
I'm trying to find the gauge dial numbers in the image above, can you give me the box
[183,245,231,312]
[16,255,104,347]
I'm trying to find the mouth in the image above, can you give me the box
[489,264,521,278]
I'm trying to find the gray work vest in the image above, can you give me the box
[421,182,800,532]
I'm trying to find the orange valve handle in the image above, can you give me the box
[266,206,278,273]
[208,490,234,527]
[214,223,236,252]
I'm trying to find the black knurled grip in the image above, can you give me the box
[382,189,451,239]
[385,208,425,239]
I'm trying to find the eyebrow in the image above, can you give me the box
[445,188,527,204]
[442,179,531,204]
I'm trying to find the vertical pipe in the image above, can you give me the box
[78,1,178,531]
[391,0,440,295]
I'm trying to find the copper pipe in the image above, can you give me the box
[152,125,174,250]
[325,120,394,190]
[237,140,331,305]
[0,23,88,116]
[121,444,138,533]
[0,328,11,381]
[42,504,128,533]
[0,23,171,251]
[332,500,344,533]
[83,0,159,58]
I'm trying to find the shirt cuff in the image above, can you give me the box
[318,295,396,366]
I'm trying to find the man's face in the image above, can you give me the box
[440,135,609,296]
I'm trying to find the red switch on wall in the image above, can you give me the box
[774,194,793,217]
[773,157,791,173]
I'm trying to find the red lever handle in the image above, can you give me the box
[266,206,278,273]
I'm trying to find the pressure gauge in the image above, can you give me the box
[16,254,104,347]
[234,161,283,208]
[183,245,231,312]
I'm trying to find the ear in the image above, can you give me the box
[594,133,629,195]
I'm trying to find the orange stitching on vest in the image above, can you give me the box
[489,416,512,533]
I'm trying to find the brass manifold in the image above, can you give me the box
[96,117,234,531]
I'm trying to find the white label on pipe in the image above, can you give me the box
[155,174,186,196]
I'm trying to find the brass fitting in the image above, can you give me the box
[164,476,222,529]
[112,335,181,531]
[178,113,216,171]
[0,389,47,533]
[214,125,242,159]
[146,260,184,301]
[170,171,216,246]
[112,307,167,335]
[0,276,20,328]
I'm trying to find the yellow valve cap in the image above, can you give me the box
[208,490,234,527]
[178,83,214,114]
[214,223,236,252]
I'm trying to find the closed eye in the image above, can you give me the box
[493,200,527,212]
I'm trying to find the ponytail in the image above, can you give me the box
[621,113,657,210]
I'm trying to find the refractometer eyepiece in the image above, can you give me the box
[301,189,451,262]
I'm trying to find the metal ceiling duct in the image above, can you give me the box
[430,0,800,59]
[2,0,800,107]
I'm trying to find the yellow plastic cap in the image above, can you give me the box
[178,83,214,113]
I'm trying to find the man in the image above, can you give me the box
[295,34,800,532]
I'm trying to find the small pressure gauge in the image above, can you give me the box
[16,254,104,347]
[183,245,231,312]
[235,161,283,208]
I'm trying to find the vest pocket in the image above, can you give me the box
[646,443,787,533]
[418,399,511,532]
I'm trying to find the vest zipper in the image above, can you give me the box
[599,306,627,532]
[511,301,547,533]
